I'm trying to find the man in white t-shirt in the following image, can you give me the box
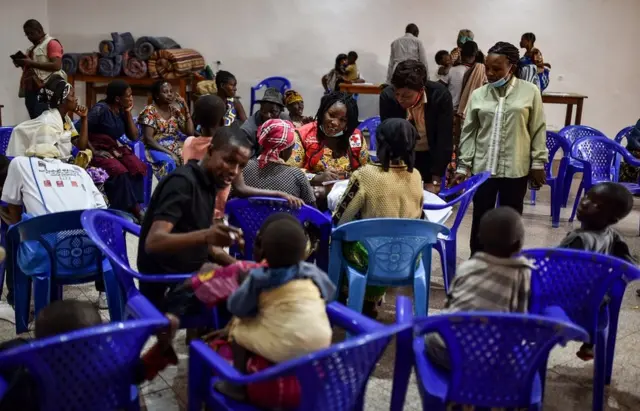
[0,154,106,313]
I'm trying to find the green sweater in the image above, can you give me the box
[457,77,548,178]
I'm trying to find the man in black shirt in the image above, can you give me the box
[137,127,250,308]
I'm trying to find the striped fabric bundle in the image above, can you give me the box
[122,51,148,78]
[78,53,99,75]
[62,53,84,75]
[148,49,205,79]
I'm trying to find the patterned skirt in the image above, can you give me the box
[342,241,387,302]
[620,149,640,183]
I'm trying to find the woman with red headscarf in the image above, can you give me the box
[241,119,316,206]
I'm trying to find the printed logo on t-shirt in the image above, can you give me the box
[71,181,78,187]
[56,181,64,187]
[43,180,52,187]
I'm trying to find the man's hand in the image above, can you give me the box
[424,182,441,195]
[205,223,244,249]
[14,58,32,68]
[452,172,468,186]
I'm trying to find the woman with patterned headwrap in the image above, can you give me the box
[7,75,89,160]
[284,90,313,127]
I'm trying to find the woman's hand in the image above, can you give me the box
[95,150,114,159]
[124,100,134,112]
[277,192,304,208]
[74,104,88,118]
[529,169,546,189]
[424,182,441,195]
[311,171,340,186]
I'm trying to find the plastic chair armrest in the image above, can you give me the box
[327,302,383,334]
[126,294,166,320]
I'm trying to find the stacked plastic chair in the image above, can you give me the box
[249,76,291,115]
[0,126,12,286]
[188,301,410,411]
[6,210,122,332]
[426,171,490,290]
[392,296,588,411]
[568,135,640,225]
[0,295,167,411]
[558,125,606,207]
[529,131,572,227]
[328,218,448,317]
[81,209,223,329]
[524,248,640,411]
[225,197,331,271]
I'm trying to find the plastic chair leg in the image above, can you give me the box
[562,168,577,207]
[568,181,584,222]
[33,277,58,319]
[530,188,537,205]
[345,269,367,314]
[0,222,7,298]
[14,270,31,334]
[433,241,447,291]
[444,239,457,290]
[605,283,625,384]
[390,297,413,411]
[593,330,607,411]
[103,269,125,322]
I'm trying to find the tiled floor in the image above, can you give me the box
[1,183,640,410]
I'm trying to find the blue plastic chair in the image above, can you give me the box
[392,296,588,411]
[612,125,635,182]
[523,248,640,411]
[558,125,606,207]
[6,211,123,333]
[0,127,12,291]
[0,297,167,411]
[568,135,640,224]
[0,127,11,155]
[357,116,380,153]
[225,197,331,271]
[328,218,449,317]
[81,209,222,329]
[249,76,292,115]
[529,132,571,227]
[188,301,408,411]
[425,172,489,291]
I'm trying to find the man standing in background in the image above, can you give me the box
[13,19,66,119]
[386,23,429,83]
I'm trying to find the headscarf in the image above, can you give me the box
[257,119,296,168]
[39,76,72,109]
[284,90,303,106]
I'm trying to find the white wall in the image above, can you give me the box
[0,0,49,126]
[3,0,639,135]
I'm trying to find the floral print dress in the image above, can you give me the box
[138,102,188,178]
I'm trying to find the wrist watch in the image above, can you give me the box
[431,180,441,186]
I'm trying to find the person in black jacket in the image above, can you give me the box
[379,60,453,194]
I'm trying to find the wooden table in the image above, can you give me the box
[542,92,588,126]
[339,83,383,95]
[67,74,192,108]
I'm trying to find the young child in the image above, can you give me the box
[426,207,534,369]
[435,50,452,84]
[558,182,635,360]
[344,51,362,83]
[0,300,175,411]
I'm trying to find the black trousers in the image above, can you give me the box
[414,150,433,184]
[470,176,529,255]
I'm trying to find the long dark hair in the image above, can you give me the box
[315,92,359,156]
[334,53,348,73]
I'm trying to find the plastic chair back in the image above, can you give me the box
[613,126,635,181]
[7,210,107,278]
[559,125,606,145]
[570,135,629,186]
[331,218,448,283]
[249,76,292,115]
[224,197,331,269]
[0,318,167,411]
[0,127,13,156]
[81,210,192,297]
[412,311,588,408]
[357,116,380,151]
[522,248,637,330]
[545,131,571,179]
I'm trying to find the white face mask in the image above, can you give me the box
[320,125,344,137]
[488,65,513,88]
